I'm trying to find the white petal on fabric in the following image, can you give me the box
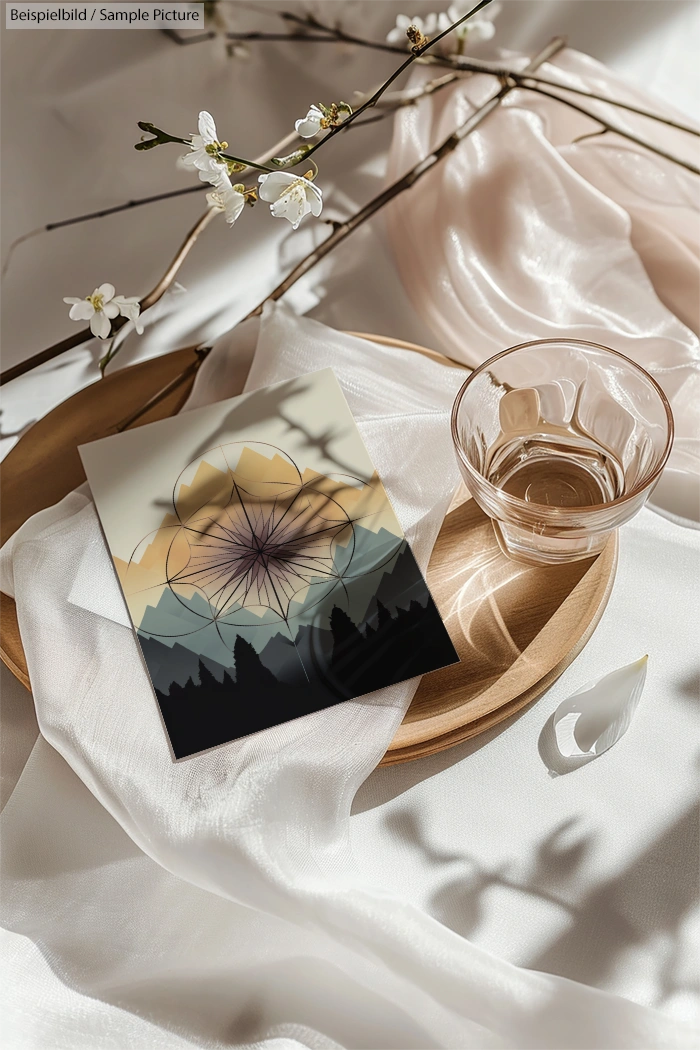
[553,656,648,759]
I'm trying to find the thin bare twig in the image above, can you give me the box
[522,82,700,175]
[572,128,609,145]
[512,72,699,137]
[48,186,207,229]
[226,26,416,59]
[226,30,349,44]
[115,347,212,431]
[160,27,216,45]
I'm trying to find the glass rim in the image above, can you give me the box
[451,337,675,518]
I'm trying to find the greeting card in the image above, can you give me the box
[80,369,458,758]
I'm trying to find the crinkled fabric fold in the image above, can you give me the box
[1,304,697,1048]
[384,48,700,518]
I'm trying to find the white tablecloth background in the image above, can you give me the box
[2,0,699,1041]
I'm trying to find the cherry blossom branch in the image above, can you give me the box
[43,34,567,428]
[241,36,565,318]
[0,208,217,386]
[0,127,301,280]
[232,11,700,140]
[290,0,494,165]
[0,73,465,296]
[135,0,495,172]
[0,73,464,283]
[4,53,692,280]
[135,121,278,174]
[0,6,493,382]
[5,0,695,389]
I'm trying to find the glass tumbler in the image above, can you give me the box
[451,339,674,565]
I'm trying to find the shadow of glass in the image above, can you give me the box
[406,498,593,721]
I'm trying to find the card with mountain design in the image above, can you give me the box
[79,368,458,759]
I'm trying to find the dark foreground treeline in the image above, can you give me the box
[156,596,456,758]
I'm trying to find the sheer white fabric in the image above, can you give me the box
[2,305,697,1049]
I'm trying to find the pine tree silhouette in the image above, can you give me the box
[197,659,219,691]
[233,636,278,690]
[330,607,364,666]
[376,600,392,629]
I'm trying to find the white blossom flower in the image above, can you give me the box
[437,0,501,46]
[258,171,323,229]
[295,104,325,139]
[206,177,246,226]
[180,111,230,188]
[386,12,438,47]
[63,283,121,339]
[113,295,144,334]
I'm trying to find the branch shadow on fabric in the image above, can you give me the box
[374,798,700,1012]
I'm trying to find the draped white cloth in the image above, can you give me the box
[2,304,699,1050]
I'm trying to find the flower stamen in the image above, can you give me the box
[205,139,228,156]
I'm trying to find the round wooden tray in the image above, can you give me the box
[0,335,617,764]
